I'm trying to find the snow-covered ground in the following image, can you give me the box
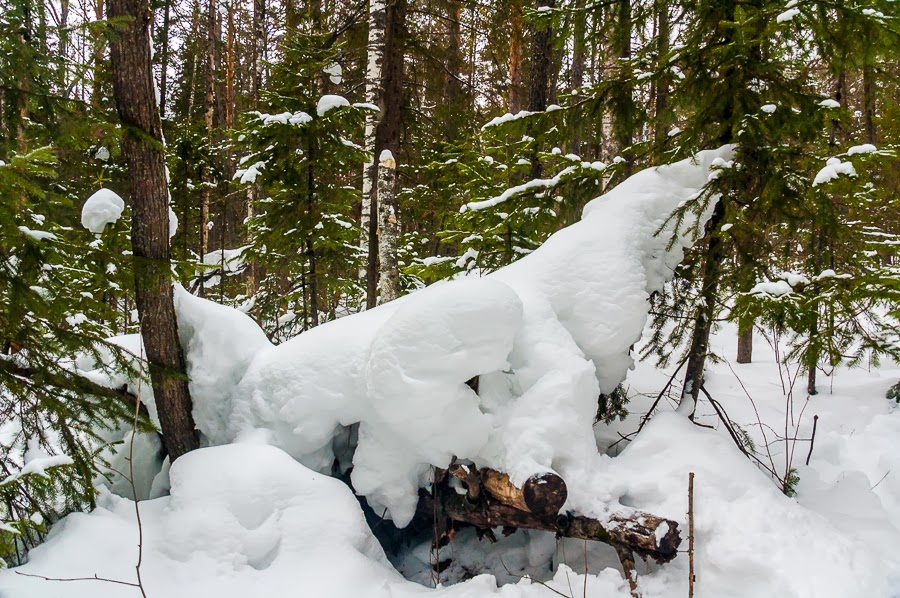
[3,325,899,598]
[3,149,900,597]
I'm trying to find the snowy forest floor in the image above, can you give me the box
[1,321,899,598]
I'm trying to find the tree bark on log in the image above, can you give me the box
[480,469,567,516]
[434,465,680,563]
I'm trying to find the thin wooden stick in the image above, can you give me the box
[688,472,695,598]
[805,415,819,466]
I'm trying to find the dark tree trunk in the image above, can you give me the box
[442,0,463,139]
[614,0,634,175]
[159,0,171,117]
[527,0,555,179]
[508,0,523,114]
[570,1,586,156]
[863,63,876,145]
[681,200,726,416]
[736,326,752,364]
[108,0,198,461]
[653,0,670,156]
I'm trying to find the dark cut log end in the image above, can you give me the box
[522,472,568,515]
[481,468,568,516]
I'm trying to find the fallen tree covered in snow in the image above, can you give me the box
[6,147,900,598]
[82,149,727,573]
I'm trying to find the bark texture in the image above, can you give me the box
[430,466,680,563]
[507,0,523,114]
[360,0,388,305]
[376,151,400,302]
[108,0,198,461]
[736,326,753,364]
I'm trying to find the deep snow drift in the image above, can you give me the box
[5,148,900,597]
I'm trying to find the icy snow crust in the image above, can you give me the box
[5,147,900,596]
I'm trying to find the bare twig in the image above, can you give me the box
[804,415,819,466]
[15,571,141,587]
[871,470,891,491]
[688,472,695,598]
[497,556,573,598]
[129,348,148,598]
[636,355,690,434]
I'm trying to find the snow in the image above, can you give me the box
[761,103,776,114]
[813,157,856,186]
[819,99,841,108]
[8,323,900,597]
[776,7,800,22]
[125,148,729,528]
[169,206,178,238]
[481,110,537,129]
[461,167,577,212]
[324,62,343,85]
[848,143,877,155]
[750,280,793,296]
[81,188,125,234]
[13,147,900,596]
[0,440,73,486]
[18,226,57,242]
[317,94,350,116]
[234,161,265,184]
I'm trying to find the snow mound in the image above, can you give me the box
[600,412,893,597]
[108,148,731,527]
[173,285,273,443]
[81,188,125,234]
[0,443,637,597]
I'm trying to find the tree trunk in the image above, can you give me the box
[570,0,586,156]
[430,466,679,562]
[376,151,400,302]
[244,0,266,295]
[58,0,70,85]
[306,136,319,327]
[736,326,752,364]
[199,0,217,282]
[108,0,198,461]
[90,0,106,109]
[527,0,555,179]
[862,63,876,145]
[614,0,634,175]
[653,0,670,156]
[159,0,171,117]
[360,0,388,308]
[442,0,463,139]
[508,0,523,114]
[681,200,726,417]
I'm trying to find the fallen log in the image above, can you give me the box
[415,463,681,565]
[480,469,567,516]
[436,485,680,564]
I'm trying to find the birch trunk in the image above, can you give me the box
[360,0,388,308]
[377,151,399,303]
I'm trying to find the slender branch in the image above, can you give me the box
[15,571,141,588]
